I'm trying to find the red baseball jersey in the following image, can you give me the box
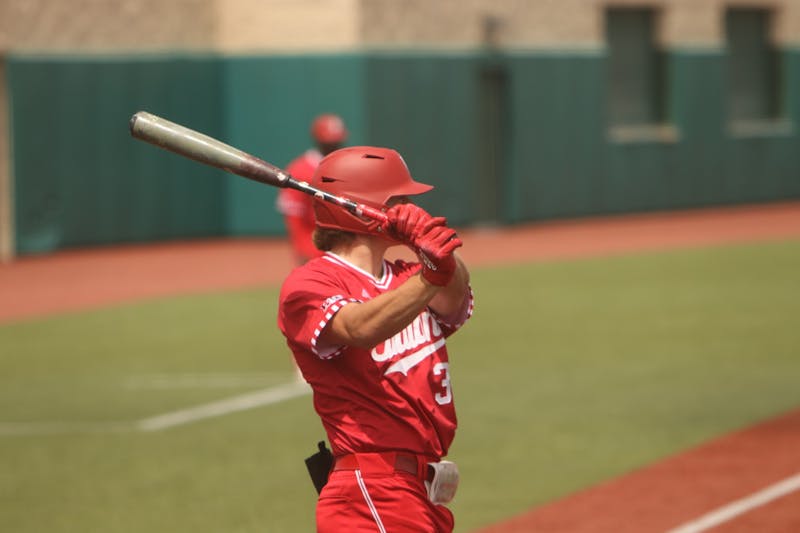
[276,150,324,261]
[278,252,474,459]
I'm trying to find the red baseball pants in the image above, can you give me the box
[316,454,454,533]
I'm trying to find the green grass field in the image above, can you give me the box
[1,240,799,532]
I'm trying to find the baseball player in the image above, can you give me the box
[276,114,348,265]
[277,146,473,532]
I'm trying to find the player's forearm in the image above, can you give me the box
[428,253,470,319]
[324,274,440,349]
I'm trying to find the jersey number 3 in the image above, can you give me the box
[433,362,452,405]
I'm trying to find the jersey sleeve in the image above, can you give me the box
[279,269,360,360]
[429,285,475,337]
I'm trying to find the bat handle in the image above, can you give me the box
[290,179,388,224]
[356,204,389,224]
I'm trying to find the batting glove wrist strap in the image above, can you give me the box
[415,225,461,287]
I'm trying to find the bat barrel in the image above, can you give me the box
[128,111,387,224]
[129,111,288,188]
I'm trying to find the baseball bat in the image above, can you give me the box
[128,111,388,223]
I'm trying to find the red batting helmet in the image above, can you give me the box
[311,114,348,145]
[311,146,433,234]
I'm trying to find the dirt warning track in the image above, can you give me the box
[2,200,799,324]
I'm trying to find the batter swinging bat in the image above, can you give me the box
[128,111,388,224]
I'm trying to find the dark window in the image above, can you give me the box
[725,8,782,121]
[476,64,509,224]
[606,7,666,127]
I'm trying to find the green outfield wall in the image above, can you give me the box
[8,56,227,253]
[8,50,800,254]
[221,55,366,236]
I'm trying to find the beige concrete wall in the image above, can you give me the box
[0,0,360,53]
[0,0,217,52]
[360,0,800,49]
[0,0,798,52]
[360,0,599,49]
[214,0,361,52]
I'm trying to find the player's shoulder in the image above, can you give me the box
[280,255,340,294]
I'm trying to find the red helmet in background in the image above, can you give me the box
[311,114,348,145]
[311,146,433,234]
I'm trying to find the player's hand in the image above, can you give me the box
[385,204,446,245]
[414,224,462,287]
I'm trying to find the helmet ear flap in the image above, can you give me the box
[312,199,382,235]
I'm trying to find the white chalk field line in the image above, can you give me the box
[0,379,311,436]
[136,380,311,431]
[665,471,800,533]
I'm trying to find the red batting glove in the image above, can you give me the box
[385,203,446,245]
[414,224,462,286]
[385,204,461,286]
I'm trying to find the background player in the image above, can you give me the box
[276,113,348,265]
[278,146,473,532]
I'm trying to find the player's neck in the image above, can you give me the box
[330,237,389,278]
